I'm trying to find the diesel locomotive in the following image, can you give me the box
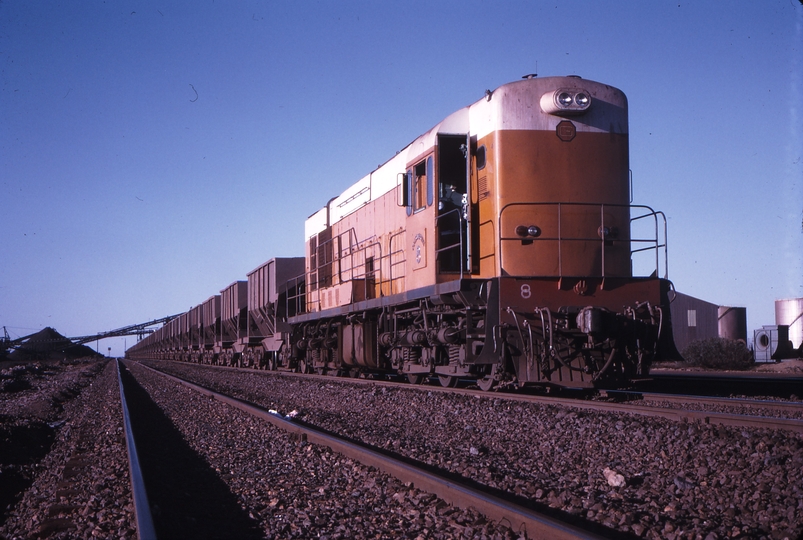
[127,75,679,389]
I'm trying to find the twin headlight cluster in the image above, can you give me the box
[540,88,592,115]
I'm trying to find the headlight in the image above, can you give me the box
[540,88,592,115]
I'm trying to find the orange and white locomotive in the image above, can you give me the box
[287,75,678,389]
[127,75,679,389]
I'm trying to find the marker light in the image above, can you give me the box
[515,225,542,238]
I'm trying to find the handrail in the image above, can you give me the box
[336,185,371,208]
[497,202,668,279]
[288,226,410,314]
[630,208,669,278]
[434,207,466,277]
[388,229,406,295]
[285,273,306,319]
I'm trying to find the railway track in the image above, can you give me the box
[131,360,612,539]
[638,370,803,399]
[149,361,803,432]
[135,359,803,539]
[436,381,803,432]
[493,390,803,433]
[355,373,803,431]
[116,361,156,540]
[116,361,264,539]
[607,390,803,417]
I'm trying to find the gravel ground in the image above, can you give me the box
[127,361,525,539]
[150,361,803,540]
[0,359,136,539]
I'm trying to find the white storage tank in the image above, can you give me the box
[775,298,803,350]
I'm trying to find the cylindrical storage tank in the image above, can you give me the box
[718,306,747,343]
[775,298,803,349]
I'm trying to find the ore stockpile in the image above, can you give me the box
[2,328,100,365]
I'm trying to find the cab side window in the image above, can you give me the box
[413,160,427,212]
[406,155,434,215]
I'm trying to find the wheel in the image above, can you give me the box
[298,360,308,374]
[476,365,499,391]
[477,376,496,391]
[316,367,326,376]
[407,373,424,385]
[438,375,458,388]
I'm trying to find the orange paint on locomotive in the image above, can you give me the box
[306,76,635,298]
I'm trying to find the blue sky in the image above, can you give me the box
[2,1,801,357]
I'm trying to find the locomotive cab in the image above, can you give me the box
[401,131,473,280]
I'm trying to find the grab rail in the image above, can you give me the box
[498,202,668,279]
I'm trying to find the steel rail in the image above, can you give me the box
[137,362,607,540]
[612,390,803,413]
[140,361,803,433]
[116,360,157,540]
[643,371,803,399]
[387,379,803,433]
[451,387,803,434]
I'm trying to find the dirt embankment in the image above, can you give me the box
[652,359,803,374]
[0,359,108,529]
